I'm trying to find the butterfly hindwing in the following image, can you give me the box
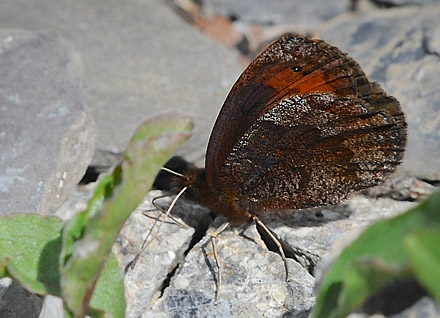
[219,93,405,215]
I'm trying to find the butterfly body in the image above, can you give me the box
[177,33,406,224]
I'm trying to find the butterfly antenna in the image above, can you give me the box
[129,186,188,270]
[161,166,189,180]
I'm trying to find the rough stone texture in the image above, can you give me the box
[312,195,438,318]
[115,187,422,317]
[313,195,416,284]
[0,278,43,318]
[146,220,315,318]
[201,0,349,32]
[52,180,96,222]
[115,191,214,318]
[320,3,440,180]
[0,0,242,168]
[0,30,96,215]
[367,175,437,201]
[272,196,415,265]
[38,296,63,318]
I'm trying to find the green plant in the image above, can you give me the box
[0,114,193,318]
[313,189,440,318]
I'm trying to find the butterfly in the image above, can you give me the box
[158,32,407,293]
[176,33,406,223]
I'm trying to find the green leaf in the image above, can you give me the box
[0,214,64,295]
[60,114,193,318]
[312,190,440,318]
[335,259,410,317]
[404,229,440,303]
[89,253,125,318]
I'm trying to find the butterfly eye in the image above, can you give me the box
[292,66,302,72]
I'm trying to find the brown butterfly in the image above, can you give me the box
[154,33,406,292]
[177,33,406,221]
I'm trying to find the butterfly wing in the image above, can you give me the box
[203,33,406,221]
[221,93,406,217]
[207,34,368,188]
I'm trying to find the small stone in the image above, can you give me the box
[0,278,43,318]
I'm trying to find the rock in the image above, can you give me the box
[0,0,242,168]
[2,1,436,317]
[0,30,96,215]
[313,195,416,281]
[116,189,418,317]
[52,180,97,221]
[115,191,214,318]
[201,0,349,32]
[117,192,316,317]
[320,3,440,180]
[38,295,64,318]
[148,220,315,318]
[258,194,416,281]
[199,0,352,56]
[367,175,436,201]
[0,278,43,318]
[312,195,437,318]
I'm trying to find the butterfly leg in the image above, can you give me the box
[253,216,291,282]
[150,193,188,228]
[209,221,230,304]
[128,187,188,270]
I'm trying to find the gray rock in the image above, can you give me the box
[367,175,436,201]
[320,3,440,180]
[0,30,96,215]
[313,195,416,283]
[2,1,437,317]
[254,194,416,285]
[51,181,95,222]
[117,191,315,317]
[0,278,43,318]
[148,221,315,318]
[313,195,437,318]
[0,0,242,168]
[38,295,63,318]
[202,0,349,32]
[119,189,418,317]
[115,191,214,318]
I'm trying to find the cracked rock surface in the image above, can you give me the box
[114,188,418,317]
[116,192,317,318]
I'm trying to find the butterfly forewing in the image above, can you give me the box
[205,34,378,192]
